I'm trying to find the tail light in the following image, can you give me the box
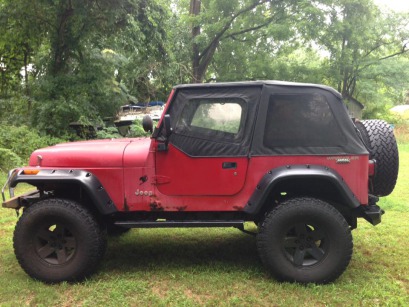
[368,159,376,177]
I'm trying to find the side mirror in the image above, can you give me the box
[157,114,172,151]
[142,115,153,133]
[163,114,172,138]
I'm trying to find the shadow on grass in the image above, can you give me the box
[101,229,262,275]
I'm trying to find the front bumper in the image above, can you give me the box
[1,169,40,210]
[2,190,40,209]
[1,169,18,203]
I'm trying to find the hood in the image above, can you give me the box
[29,138,151,168]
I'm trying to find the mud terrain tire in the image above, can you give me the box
[356,119,399,196]
[13,198,107,283]
[257,198,353,284]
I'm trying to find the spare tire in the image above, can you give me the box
[355,120,399,196]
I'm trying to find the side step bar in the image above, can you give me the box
[114,220,245,228]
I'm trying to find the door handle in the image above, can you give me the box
[222,162,237,169]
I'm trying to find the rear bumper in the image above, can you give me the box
[359,204,384,226]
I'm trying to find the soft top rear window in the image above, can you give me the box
[263,93,346,148]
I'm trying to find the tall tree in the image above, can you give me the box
[0,0,46,103]
[1,0,172,135]
[110,0,173,102]
[316,0,409,99]
[187,0,306,82]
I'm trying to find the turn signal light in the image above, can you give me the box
[22,169,40,175]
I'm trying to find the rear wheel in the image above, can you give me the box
[257,198,352,284]
[13,198,106,283]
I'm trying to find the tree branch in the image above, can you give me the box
[198,0,270,62]
[357,43,408,73]
[378,43,408,61]
[223,17,275,39]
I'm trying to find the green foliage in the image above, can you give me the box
[185,0,313,82]
[129,120,151,138]
[1,0,408,139]
[0,95,32,125]
[314,0,409,104]
[96,127,122,139]
[30,47,130,137]
[107,0,175,101]
[0,148,22,172]
[0,125,64,162]
[96,120,151,139]
[0,0,45,99]
[1,0,172,137]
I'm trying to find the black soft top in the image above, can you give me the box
[174,80,342,99]
[162,81,367,156]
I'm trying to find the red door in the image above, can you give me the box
[155,144,249,196]
[155,94,253,196]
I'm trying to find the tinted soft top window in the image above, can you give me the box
[264,93,346,148]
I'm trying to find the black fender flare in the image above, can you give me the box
[244,165,361,216]
[9,169,117,215]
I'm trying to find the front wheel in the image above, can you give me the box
[257,198,353,284]
[13,198,107,283]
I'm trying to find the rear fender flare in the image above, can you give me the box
[244,165,360,216]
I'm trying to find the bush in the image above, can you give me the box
[0,96,32,125]
[30,49,129,137]
[96,120,151,139]
[96,127,122,139]
[0,148,23,172]
[0,125,65,162]
[129,120,151,138]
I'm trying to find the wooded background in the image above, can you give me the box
[0,0,408,138]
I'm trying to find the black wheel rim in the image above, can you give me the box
[282,223,328,267]
[34,223,77,265]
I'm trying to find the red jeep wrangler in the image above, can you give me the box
[2,81,399,284]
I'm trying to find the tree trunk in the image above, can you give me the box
[23,45,32,112]
[190,0,202,83]
[52,0,74,75]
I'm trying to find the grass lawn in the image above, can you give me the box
[0,144,408,306]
